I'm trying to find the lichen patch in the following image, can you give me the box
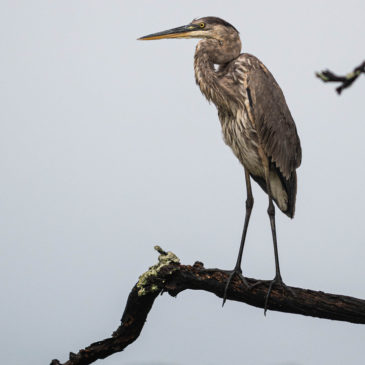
[136,246,180,296]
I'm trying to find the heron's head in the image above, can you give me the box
[139,17,238,41]
[138,17,241,64]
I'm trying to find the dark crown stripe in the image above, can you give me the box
[202,17,239,33]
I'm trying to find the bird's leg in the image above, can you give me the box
[264,184,295,315]
[222,169,254,306]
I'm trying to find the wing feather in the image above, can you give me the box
[244,57,302,179]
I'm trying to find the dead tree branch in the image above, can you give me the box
[316,60,365,94]
[51,246,365,365]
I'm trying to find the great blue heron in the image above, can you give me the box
[139,17,301,311]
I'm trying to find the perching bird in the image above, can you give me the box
[139,17,301,310]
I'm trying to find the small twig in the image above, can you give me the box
[316,60,365,94]
[51,247,365,365]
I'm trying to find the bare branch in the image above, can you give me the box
[316,60,365,94]
[51,247,365,365]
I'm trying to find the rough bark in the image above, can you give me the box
[51,246,365,365]
[316,60,365,94]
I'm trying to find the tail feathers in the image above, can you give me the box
[280,171,297,218]
[250,169,297,218]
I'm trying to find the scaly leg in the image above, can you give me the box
[222,168,254,306]
[263,168,295,314]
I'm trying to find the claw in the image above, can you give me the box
[222,268,251,307]
[264,275,295,315]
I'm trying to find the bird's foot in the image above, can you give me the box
[222,267,251,307]
[264,274,295,315]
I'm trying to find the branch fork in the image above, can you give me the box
[316,60,365,94]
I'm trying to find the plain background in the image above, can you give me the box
[1,1,365,364]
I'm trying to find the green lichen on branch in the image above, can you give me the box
[316,72,330,82]
[346,70,362,79]
[136,246,180,296]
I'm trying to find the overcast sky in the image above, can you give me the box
[1,1,365,364]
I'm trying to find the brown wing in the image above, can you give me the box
[245,58,302,179]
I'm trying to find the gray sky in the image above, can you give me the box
[1,1,365,364]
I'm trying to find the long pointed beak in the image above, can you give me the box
[138,24,199,40]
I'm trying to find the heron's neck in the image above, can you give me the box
[194,44,222,106]
[194,40,236,110]
[194,37,241,110]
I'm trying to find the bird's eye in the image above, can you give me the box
[199,22,205,28]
